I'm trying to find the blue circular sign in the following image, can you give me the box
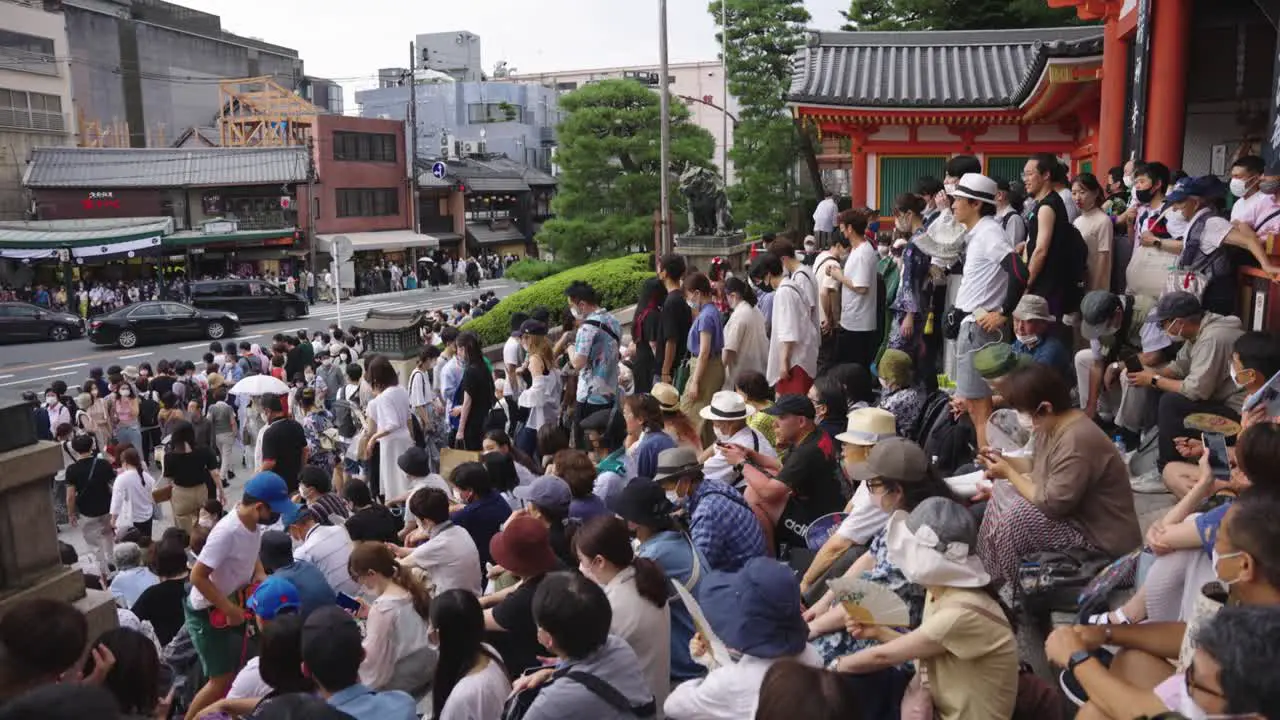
[431,161,447,179]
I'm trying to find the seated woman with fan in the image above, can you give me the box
[973,362,1142,587]
[802,437,954,666]
[831,497,1019,720]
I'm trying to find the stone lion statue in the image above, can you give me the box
[678,165,733,236]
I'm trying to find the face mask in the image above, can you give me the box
[687,298,698,311]
[1212,549,1245,586]
[1229,178,1250,198]
[713,429,732,444]
[1015,333,1039,347]
[1166,320,1183,342]
[570,306,583,320]
[879,377,891,390]
[1229,365,1243,388]
[120,389,131,397]
[877,244,890,258]
[305,373,315,382]
[1122,175,1134,189]
[321,357,332,365]
[943,181,957,196]
[665,489,681,506]
[1172,683,1209,720]
[1135,187,1155,204]
[260,510,281,526]
[46,395,58,405]
[198,514,214,529]
[1261,178,1280,195]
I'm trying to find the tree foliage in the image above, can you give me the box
[536,80,716,264]
[839,0,1083,31]
[711,0,811,234]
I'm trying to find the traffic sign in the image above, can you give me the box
[431,161,448,179]
[331,235,353,263]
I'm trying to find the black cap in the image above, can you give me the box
[579,408,612,432]
[259,530,294,572]
[1151,291,1202,323]
[397,445,433,478]
[516,319,548,337]
[763,394,816,419]
[609,478,675,529]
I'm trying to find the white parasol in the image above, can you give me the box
[229,374,289,396]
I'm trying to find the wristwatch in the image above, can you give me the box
[1150,375,1159,388]
[1153,238,1163,250]
[1067,649,1094,673]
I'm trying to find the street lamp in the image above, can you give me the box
[658,0,672,255]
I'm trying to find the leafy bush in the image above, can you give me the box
[503,258,571,283]
[463,253,653,346]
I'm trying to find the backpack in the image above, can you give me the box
[1016,548,1115,614]
[138,392,161,428]
[333,385,362,438]
[503,667,657,720]
[238,356,259,378]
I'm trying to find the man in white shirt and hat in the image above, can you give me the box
[697,391,777,489]
[949,173,1014,449]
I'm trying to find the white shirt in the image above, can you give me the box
[408,369,434,409]
[403,523,483,596]
[1231,189,1266,223]
[813,250,843,329]
[702,425,776,486]
[109,468,155,526]
[46,401,71,430]
[604,566,672,712]
[839,241,878,332]
[1184,208,1234,255]
[766,273,820,385]
[438,646,512,720]
[294,523,360,596]
[189,512,262,609]
[812,198,838,232]
[1057,187,1080,224]
[722,302,769,383]
[502,337,523,397]
[368,385,412,440]
[227,657,271,700]
[834,482,891,545]
[664,646,823,720]
[953,215,1013,313]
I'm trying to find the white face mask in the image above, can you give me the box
[713,429,732,444]
[1165,319,1183,342]
[1015,333,1039,347]
[198,514,215,529]
[1229,177,1249,198]
[304,373,315,381]
[687,298,698,311]
[570,306,583,320]
[46,395,58,406]
[1122,175,1134,189]
[943,180,958,196]
[665,489,680,506]
[877,245,890,258]
[879,377,891,390]
[1229,365,1242,388]
[1212,549,1244,587]
[120,389,131,397]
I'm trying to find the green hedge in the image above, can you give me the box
[463,253,653,346]
[503,258,572,283]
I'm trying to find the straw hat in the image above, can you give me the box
[651,383,680,413]
[835,407,897,446]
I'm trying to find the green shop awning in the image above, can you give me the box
[165,227,297,246]
[0,217,174,249]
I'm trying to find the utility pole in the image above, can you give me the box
[306,134,317,275]
[720,0,729,182]
[408,41,420,236]
[658,0,672,255]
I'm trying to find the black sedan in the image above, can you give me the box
[0,302,84,343]
[89,301,240,349]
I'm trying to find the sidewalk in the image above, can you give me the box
[315,277,520,306]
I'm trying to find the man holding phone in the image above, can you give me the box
[1075,289,1173,437]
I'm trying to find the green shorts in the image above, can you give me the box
[182,597,245,678]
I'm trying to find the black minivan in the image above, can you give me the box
[189,280,309,323]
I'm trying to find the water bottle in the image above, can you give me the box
[1113,433,1126,454]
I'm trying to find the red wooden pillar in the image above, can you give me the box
[850,128,870,208]
[1098,16,1127,170]
[1146,0,1191,168]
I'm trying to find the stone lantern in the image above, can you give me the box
[356,309,431,385]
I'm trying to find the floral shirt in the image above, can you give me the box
[879,385,928,439]
[573,309,621,405]
[302,409,337,473]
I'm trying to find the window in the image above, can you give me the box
[0,30,56,76]
[332,131,397,162]
[336,188,400,218]
[161,303,192,316]
[0,88,66,131]
[466,102,524,124]
[128,305,164,318]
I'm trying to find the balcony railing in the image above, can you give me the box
[0,107,66,132]
[0,47,59,76]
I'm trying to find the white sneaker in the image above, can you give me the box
[1130,469,1167,494]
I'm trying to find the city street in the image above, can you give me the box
[0,278,520,399]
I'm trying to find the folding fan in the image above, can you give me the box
[828,577,911,627]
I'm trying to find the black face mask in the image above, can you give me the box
[1135,187,1156,204]
[260,510,280,526]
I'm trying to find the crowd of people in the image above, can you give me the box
[4,152,1280,720]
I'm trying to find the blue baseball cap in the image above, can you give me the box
[1165,175,1225,203]
[247,576,300,620]
[243,471,298,517]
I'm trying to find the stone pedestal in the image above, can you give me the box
[674,232,752,272]
[0,417,117,640]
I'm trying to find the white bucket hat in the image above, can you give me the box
[835,407,897,446]
[886,497,991,588]
[699,390,756,422]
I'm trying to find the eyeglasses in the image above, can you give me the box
[1185,660,1225,700]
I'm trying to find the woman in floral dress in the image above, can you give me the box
[299,387,338,476]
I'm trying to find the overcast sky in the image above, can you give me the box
[178,0,849,95]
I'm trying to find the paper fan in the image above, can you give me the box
[670,580,733,668]
[828,577,911,627]
[1184,413,1242,437]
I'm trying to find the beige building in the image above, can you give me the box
[512,60,737,183]
[0,0,74,220]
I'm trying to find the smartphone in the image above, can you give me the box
[335,591,362,615]
[1122,354,1144,374]
[1204,432,1231,479]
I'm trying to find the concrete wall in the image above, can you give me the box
[311,115,411,235]
[355,80,559,172]
[63,1,303,148]
[0,0,76,219]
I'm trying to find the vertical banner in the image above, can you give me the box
[1127,0,1153,161]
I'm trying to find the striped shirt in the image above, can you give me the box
[294,523,359,596]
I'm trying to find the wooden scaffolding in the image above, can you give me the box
[217,76,321,147]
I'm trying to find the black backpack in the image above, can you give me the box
[333,385,361,438]
[1016,548,1115,614]
[138,392,160,428]
[503,667,656,720]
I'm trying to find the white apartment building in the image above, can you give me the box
[512,60,738,183]
[0,0,75,219]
